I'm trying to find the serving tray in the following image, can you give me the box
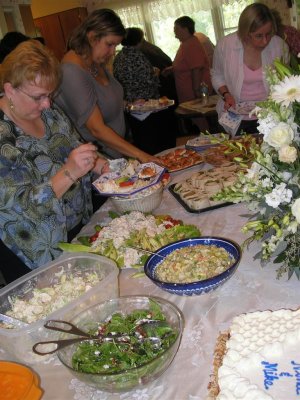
[156,148,204,173]
[168,184,233,214]
[129,99,174,114]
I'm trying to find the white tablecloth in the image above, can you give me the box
[1,164,300,400]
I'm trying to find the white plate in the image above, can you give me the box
[228,101,256,115]
[92,162,166,197]
[129,99,174,114]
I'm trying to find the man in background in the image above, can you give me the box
[194,31,215,67]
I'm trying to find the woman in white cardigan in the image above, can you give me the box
[211,3,289,135]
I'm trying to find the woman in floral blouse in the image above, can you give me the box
[0,40,108,283]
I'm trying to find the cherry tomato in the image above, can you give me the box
[89,231,100,243]
[119,180,134,187]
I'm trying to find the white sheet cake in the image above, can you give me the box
[208,308,300,399]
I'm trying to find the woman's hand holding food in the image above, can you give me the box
[223,92,236,111]
[64,143,99,180]
[50,143,103,198]
[138,153,162,164]
[93,157,110,176]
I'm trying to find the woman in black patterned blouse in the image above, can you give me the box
[113,28,178,154]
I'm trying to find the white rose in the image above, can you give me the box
[291,198,300,223]
[246,162,260,179]
[280,171,293,181]
[288,220,298,233]
[264,122,294,149]
[278,145,297,163]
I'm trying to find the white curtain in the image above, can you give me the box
[110,0,246,24]
[116,5,144,27]
[148,0,226,19]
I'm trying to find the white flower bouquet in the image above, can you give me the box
[214,59,300,279]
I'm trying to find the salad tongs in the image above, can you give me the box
[32,319,130,355]
[33,319,170,355]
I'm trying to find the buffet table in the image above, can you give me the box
[1,163,300,400]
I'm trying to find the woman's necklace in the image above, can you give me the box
[88,62,99,78]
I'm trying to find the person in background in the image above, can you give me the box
[0,40,109,284]
[113,27,178,155]
[126,27,177,102]
[271,8,300,61]
[0,31,29,63]
[55,9,155,162]
[113,28,160,102]
[163,16,212,103]
[35,36,46,45]
[162,16,212,132]
[194,31,215,68]
[211,2,289,135]
[133,27,172,71]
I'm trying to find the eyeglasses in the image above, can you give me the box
[17,87,53,103]
[250,32,273,41]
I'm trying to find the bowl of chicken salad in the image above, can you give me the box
[144,236,241,295]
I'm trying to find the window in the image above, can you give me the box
[221,0,254,36]
[152,9,215,60]
[113,0,254,61]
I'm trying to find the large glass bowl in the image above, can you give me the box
[144,237,241,296]
[57,295,183,392]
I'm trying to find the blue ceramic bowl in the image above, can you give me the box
[144,237,241,296]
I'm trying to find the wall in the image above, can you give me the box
[0,1,31,37]
[260,0,293,26]
[31,0,85,18]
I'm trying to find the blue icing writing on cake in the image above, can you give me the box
[208,308,300,399]
[261,360,300,394]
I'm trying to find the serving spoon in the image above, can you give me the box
[0,313,28,328]
[126,245,190,263]
[126,246,165,259]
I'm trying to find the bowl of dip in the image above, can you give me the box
[144,237,241,296]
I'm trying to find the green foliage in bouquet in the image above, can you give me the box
[213,59,300,279]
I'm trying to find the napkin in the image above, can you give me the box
[131,111,152,121]
[218,111,243,137]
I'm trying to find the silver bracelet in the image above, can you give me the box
[63,168,78,184]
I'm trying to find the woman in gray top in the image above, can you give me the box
[55,9,156,162]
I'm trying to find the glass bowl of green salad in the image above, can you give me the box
[57,295,183,392]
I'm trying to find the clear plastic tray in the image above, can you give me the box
[0,253,119,364]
